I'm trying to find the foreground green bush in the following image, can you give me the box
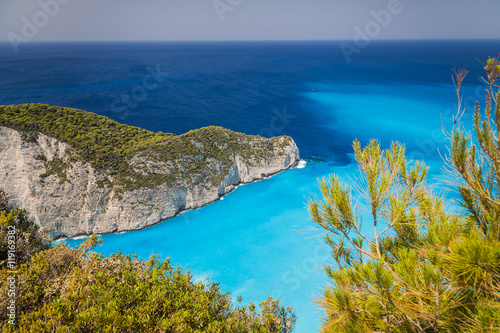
[0,190,51,270]
[309,58,500,332]
[0,194,296,332]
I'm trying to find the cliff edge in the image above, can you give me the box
[0,104,300,238]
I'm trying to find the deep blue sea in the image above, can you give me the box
[1,40,499,332]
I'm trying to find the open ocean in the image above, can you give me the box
[1,40,499,332]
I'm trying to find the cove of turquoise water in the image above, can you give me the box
[1,40,499,331]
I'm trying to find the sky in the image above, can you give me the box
[1,0,500,42]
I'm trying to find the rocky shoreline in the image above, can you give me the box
[58,158,300,241]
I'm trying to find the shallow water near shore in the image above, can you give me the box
[3,40,500,331]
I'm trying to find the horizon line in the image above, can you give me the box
[0,38,499,44]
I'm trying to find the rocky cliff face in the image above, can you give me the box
[0,126,299,238]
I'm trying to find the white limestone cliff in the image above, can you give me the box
[0,126,300,238]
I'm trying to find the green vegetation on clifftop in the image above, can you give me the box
[0,104,293,191]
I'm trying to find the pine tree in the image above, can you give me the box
[309,56,500,332]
